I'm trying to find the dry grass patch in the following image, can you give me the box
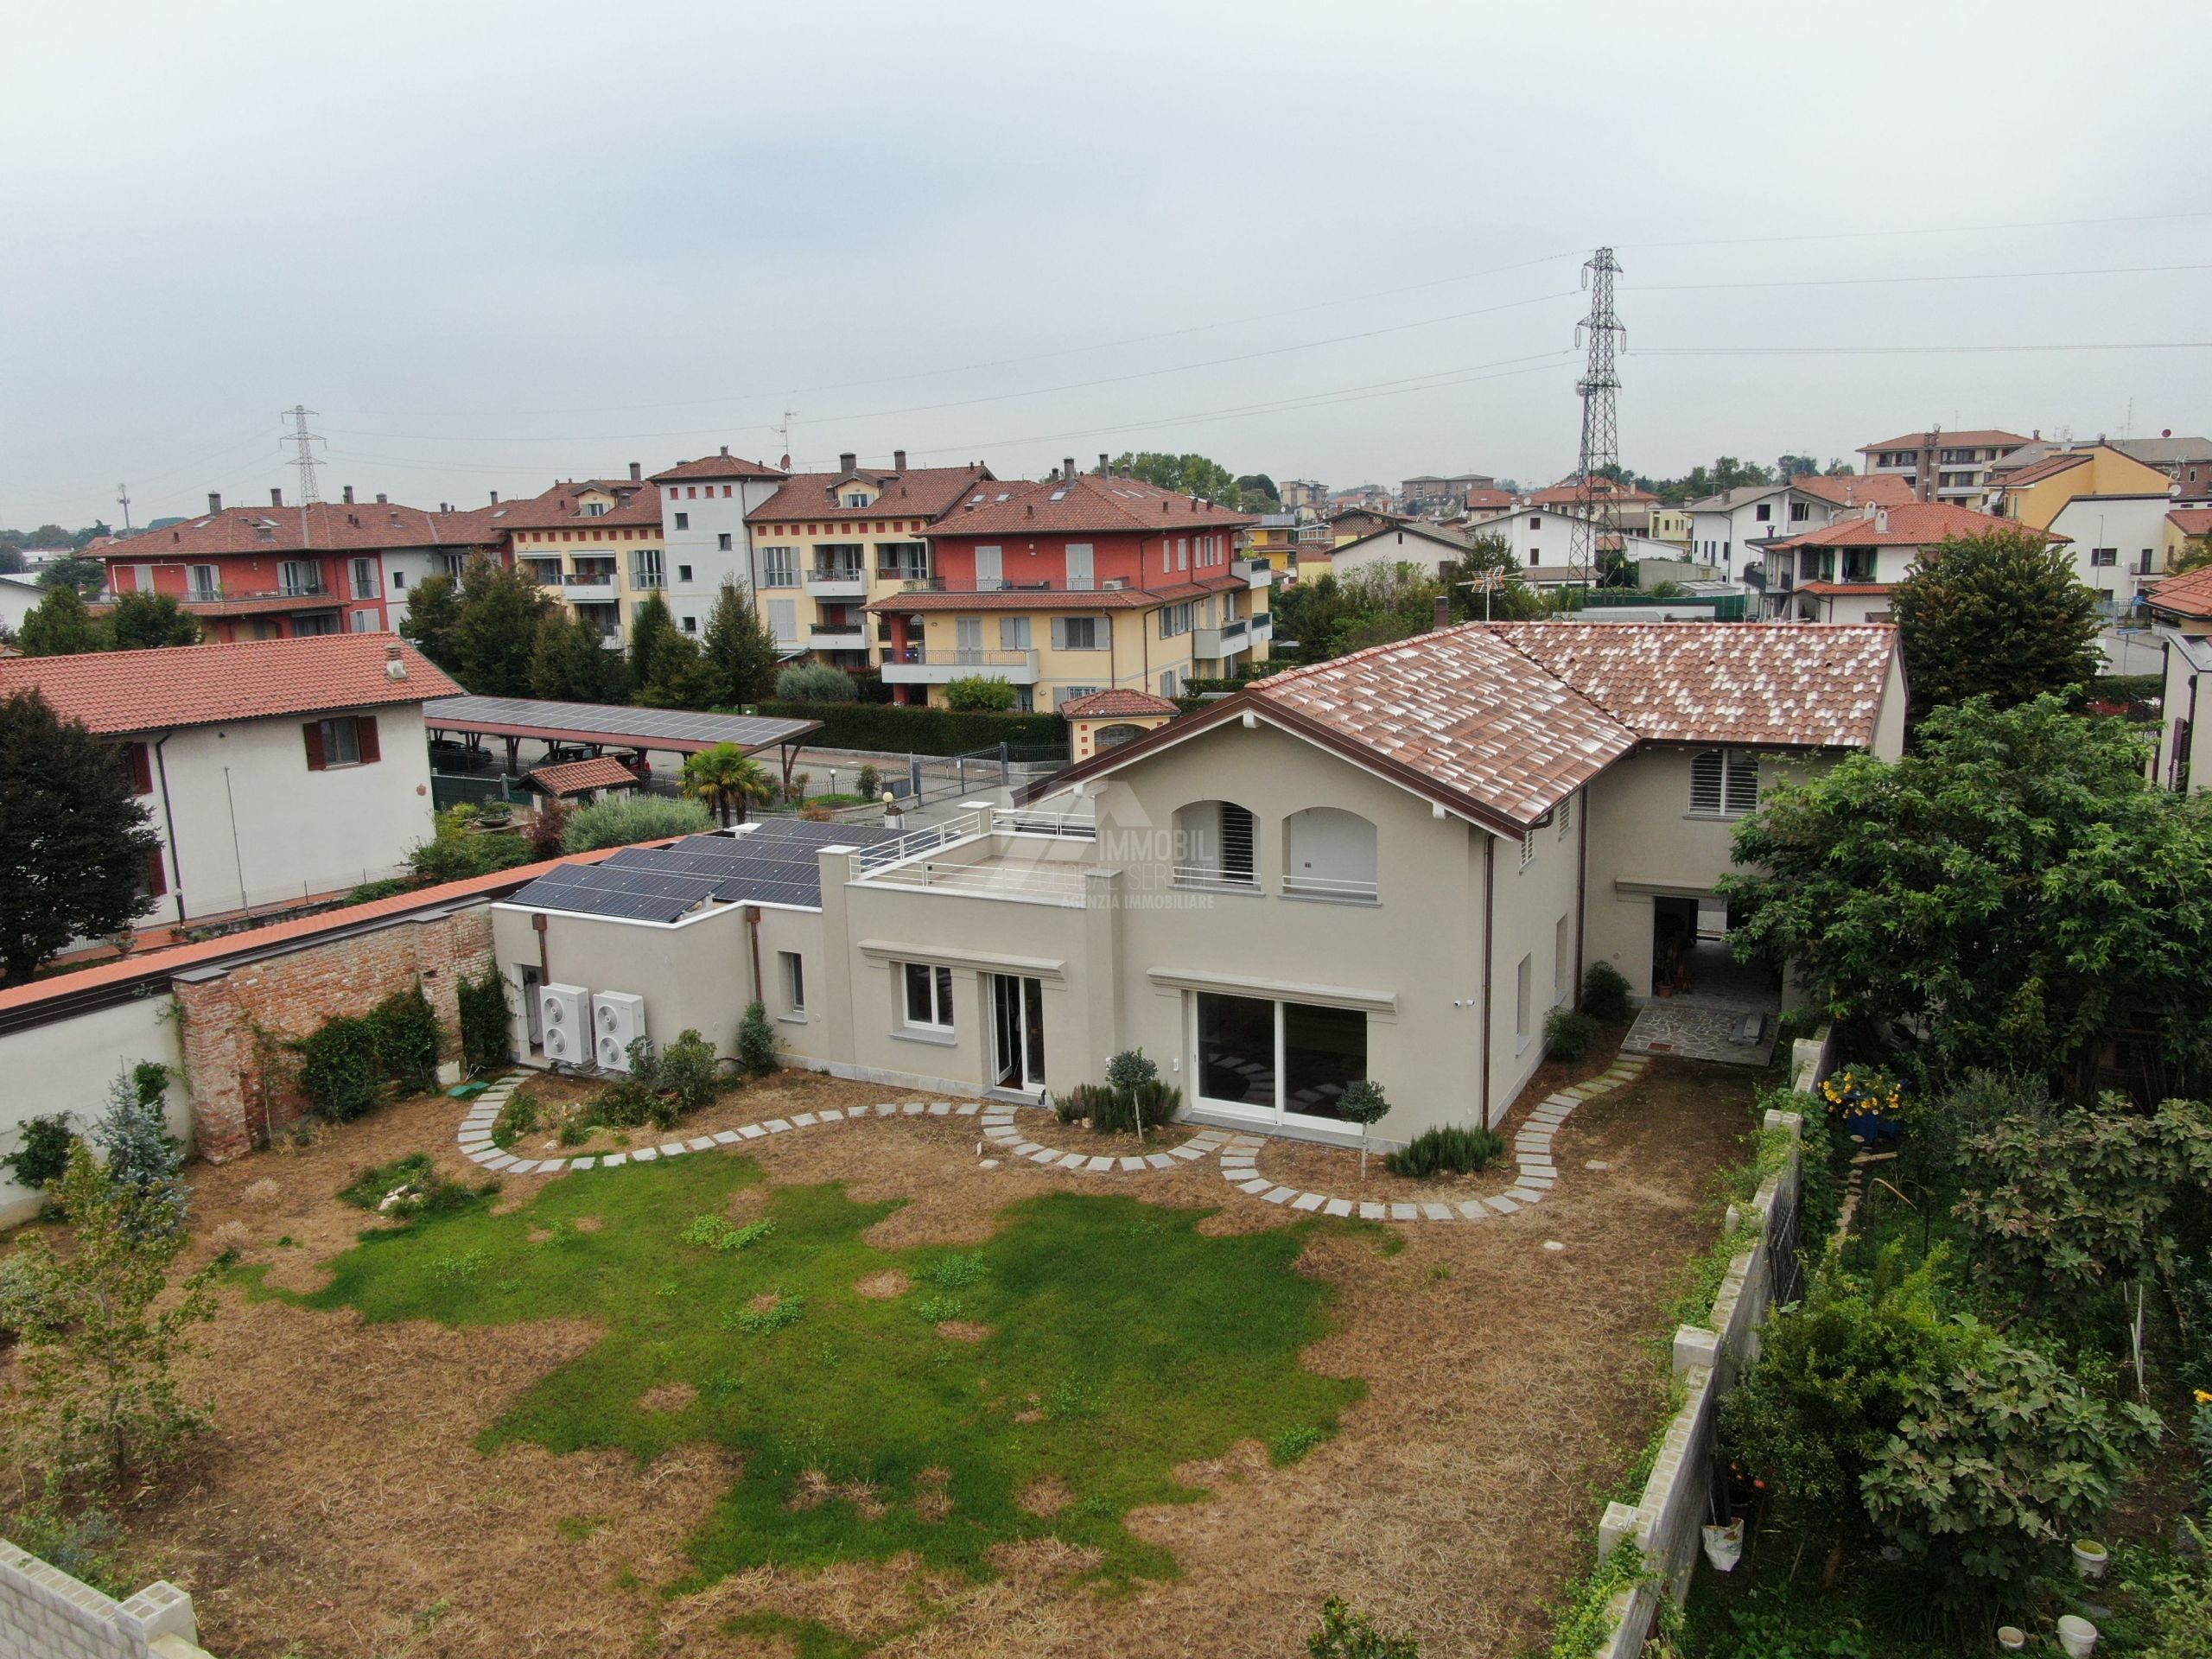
[935,1319,993,1344]
[855,1269,911,1300]
[639,1382,698,1413]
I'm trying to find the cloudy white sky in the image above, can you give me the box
[5,0,2209,528]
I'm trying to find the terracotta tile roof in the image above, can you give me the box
[1861,429,2031,451]
[2169,508,2212,537]
[106,501,504,560]
[1059,688,1179,719]
[2147,564,2212,619]
[1462,488,1516,512]
[494,480,663,533]
[867,575,1246,613]
[1529,476,1659,507]
[1765,501,2056,550]
[1795,582,1894,595]
[1991,453,2090,489]
[927,473,1257,538]
[749,465,995,528]
[1484,621,1897,749]
[524,756,644,796]
[1788,474,1916,509]
[0,634,461,735]
[650,451,784,483]
[88,593,345,619]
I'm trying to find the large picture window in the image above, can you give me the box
[1193,992,1367,1125]
[903,962,954,1031]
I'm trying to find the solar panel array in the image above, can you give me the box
[507,818,903,923]
[424,695,817,752]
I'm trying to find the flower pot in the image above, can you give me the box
[1842,1109,1897,1142]
[1996,1629,2026,1652]
[2056,1614,2099,1657]
[2072,1538,2109,1580]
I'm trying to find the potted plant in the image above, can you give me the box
[1820,1064,1904,1143]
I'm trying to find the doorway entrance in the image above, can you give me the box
[1191,992,1367,1127]
[989,974,1046,1094]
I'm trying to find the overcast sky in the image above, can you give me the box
[5,0,2209,529]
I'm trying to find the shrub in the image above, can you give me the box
[774,663,857,702]
[336,1153,490,1218]
[659,1029,721,1117]
[737,1001,777,1077]
[944,675,1017,711]
[1104,1049,1158,1092]
[1337,1079,1394,1177]
[855,764,880,798]
[1581,960,1631,1022]
[294,1015,383,1122]
[592,1077,658,1128]
[1306,1596,1420,1658]
[1,1114,76,1193]
[744,698,1068,757]
[562,795,713,852]
[92,1064,186,1238]
[1052,1084,1100,1125]
[345,876,416,905]
[1091,1077,1179,1136]
[1384,1125,1504,1178]
[490,1090,540,1151]
[368,983,442,1096]
[409,804,535,883]
[1544,1007,1599,1062]
[457,968,512,1073]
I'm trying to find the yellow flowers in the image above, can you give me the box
[2196,1388,2212,1405]
[1822,1064,1905,1119]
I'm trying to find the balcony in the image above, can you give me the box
[1192,616,1255,658]
[1236,556,1274,588]
[880,648,1040,685]
[806,623,870,653]
[805,563,868,599]
[563,571,618,602]
[892,577,1135,596]
[848,808,1100,907]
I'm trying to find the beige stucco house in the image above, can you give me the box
[490,622,1904,1146]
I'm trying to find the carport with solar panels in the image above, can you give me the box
[423,695,823,792]
[508,818,901,924]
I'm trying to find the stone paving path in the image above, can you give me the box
[1222,1053,1651,1223]
[451,1055,1649,1224]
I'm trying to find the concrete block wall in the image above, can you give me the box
[0,1539,214,1659]
[174,904,494,1161]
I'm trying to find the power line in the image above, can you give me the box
[1632,261,2212,293]
[1620,207,2212,254]
[1633,340,2212,357]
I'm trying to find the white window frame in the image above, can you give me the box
[999,615,1032,650]
[1689,749,1761,818]
[780,950,806,1017]
[760,547,798,588]
[902,962,954,1032]
[1515,954,1533,1051]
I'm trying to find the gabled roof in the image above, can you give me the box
[524,756,644,797]
[2146,563,2212,620]
[1529,476,1659,507]
[925,473,1256,538]
[1788,474,1916,509]
[1992,452,2091,488]
[1326,505,1411,525]
[1861,429,2031,451]
[1332,523,1475,559]
[105,502,505,559]
[2116,435,2212,467]
[1765,501,2062,550]
[0,635,460,735]
[1041,620,1897,831]
[2168,508,2212,537]
[1059,688,1178,719]
[651,450,785,483]
[496,480,662,532]
[748,464,995,527]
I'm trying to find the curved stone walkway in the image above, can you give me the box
[1221,1053,1651,1222]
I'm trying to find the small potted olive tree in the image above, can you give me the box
[1337,1080,1393,1179]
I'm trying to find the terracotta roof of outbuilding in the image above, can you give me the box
[866,575,1247,613]
[2146,563,2212,620]
[926,473,1256,538]
[107,502,506,559]
[749,465,995,526]
[651,452,785,482]
[1765,501,2060,550]
[524,756,644,796]
[0,635,461,735]
[1058,688,1179,719]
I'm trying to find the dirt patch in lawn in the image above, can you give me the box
[855,1269,911,1300]
[639,1381,698,1412]
[87,1056,1754,1659]
[934,1319,993,1344]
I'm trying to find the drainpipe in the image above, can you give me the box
[152,731,185,925]
[1479,832,1495,1128]
[532,912,550,981]
[744,906,764,1004]
[1573,789,1588,1011]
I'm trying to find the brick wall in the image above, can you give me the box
[0,1538,213,1658]
[174,904,494,1162]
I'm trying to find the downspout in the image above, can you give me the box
[1479,831,1495,1128]
[1573,789,1588,1009]
[532,912,550,981]
[744,906,764,1005]
[152,731,186,925]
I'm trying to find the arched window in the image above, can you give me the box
[1095,722,1147,750]
[1173,800,1257,890]
[1282,807,1379,902]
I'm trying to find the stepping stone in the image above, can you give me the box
[1239,1178,1273,1195]
[1325,1198,1354,1217]
[765,1119,792,1134]
[1012,1142,1043,1156]
[791,1113,817,1128]
[659,1142,687,1157]
[902,1103,926,1116]
[570,1156,595,1170]
[1027,1148,1058,1164]
[876,1103,899,1116]
[740,1124,767,1140]
[1421,1203,1456,1221]
[929,1103,952,1116]
[459,1135,493,1150]
[1085,1156,1115,1173]
[979,1158,1001,1169]
[1455,1200,1492,1219]
[688,1136,716,1151]
[1145,1153,1176,1169]
[985,1127,1020,1142]
[507,1160,537,1174]
[1389,1203,1419,1221]
[713,1129,741,1144]
[1171,1145,1207,1160]
[1485,1196,1520,1216]
[1519,1175,1556,1189]
[1263,1186,1297,1205]
[1119,1157,1146,1172]
[482,1153,518,1170]
[1357,1202,1385,1220]
[1505,1187,1544,1205]
[632,1147,659,1162]
[538,1159,568,1173]
[1057,1152,1088,1169]
[818,1109,844,1122]
[956,1103,981,1116]
[601,1153,626,1167]
[1293,1192,1326,1211]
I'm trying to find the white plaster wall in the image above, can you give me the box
[662,476,781,637]
[2050,495,2171,609]
[1484,796,1585,1124]
[0,997,188,1227]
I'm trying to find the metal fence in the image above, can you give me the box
[430,772,529,812]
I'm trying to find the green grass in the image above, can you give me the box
[278,1154,1368,1598]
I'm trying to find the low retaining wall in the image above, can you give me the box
[0,1540,214,1659]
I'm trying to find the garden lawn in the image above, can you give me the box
[266,1154,1366,1593]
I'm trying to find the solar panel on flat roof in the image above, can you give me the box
[423,695,818,753]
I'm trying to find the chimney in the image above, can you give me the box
[342,484,354,505]
[1098,453,1110,475]
[1063,457,1076,481]
[626,461,641,482]
[893,448,906,470]
[840,452,857,473]
[375,493,387,505]
[490,491,499,505]
[207,492,222,515]
[720,443,730,457]
[270,487,283,506]
[1433,594,1451,632]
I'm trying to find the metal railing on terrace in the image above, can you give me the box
[1281,873,1380,904]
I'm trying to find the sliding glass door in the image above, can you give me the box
[989,974,1046,1094]
[1192,992,1366,1126]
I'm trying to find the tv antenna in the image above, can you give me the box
[776,410,798,472]
[116,482,133,534]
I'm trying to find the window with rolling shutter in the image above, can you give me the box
[1689,750,1759,817]
[144,847,167,899]
[1219,803,1255,880]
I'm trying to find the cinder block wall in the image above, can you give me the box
[175,906,494,1162]
[0,1538,213,1658]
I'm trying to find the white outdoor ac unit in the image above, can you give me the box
[594,991,647,1072]
[537,982,589,1064]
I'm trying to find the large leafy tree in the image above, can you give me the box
[626,593,682,691]
[529,608,629,703]
[35,552,108,596]
[16,585,108,656]
[107,590,201,651]
[398,570,463,671]
[0,690,162,984]
[1111,451,1243,506]
[1722,694,2212,1098]
[1891,528,2101,719]
[702,581,781,707]
[453,556,552,696]
[637,630,718,709]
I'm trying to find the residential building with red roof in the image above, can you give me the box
[99,486,508,642]
[1460,503,1680,584]
[651,446,786,638]
[1857,428,2032,502]
[1758,500,2063,622]
[1686,474,1915,580]
[498,467,671,646]
[2161,508,2212,580]
[0,634,459,932]
[1976,442,2179,607]
[868,461,1267,709]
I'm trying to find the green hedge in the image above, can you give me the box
[740,700,1068,756]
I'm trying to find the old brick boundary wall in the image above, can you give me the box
[175,905,494,1162]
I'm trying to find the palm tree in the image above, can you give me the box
[682,744,775,825]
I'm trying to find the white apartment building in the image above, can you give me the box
[652,448,790,635]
